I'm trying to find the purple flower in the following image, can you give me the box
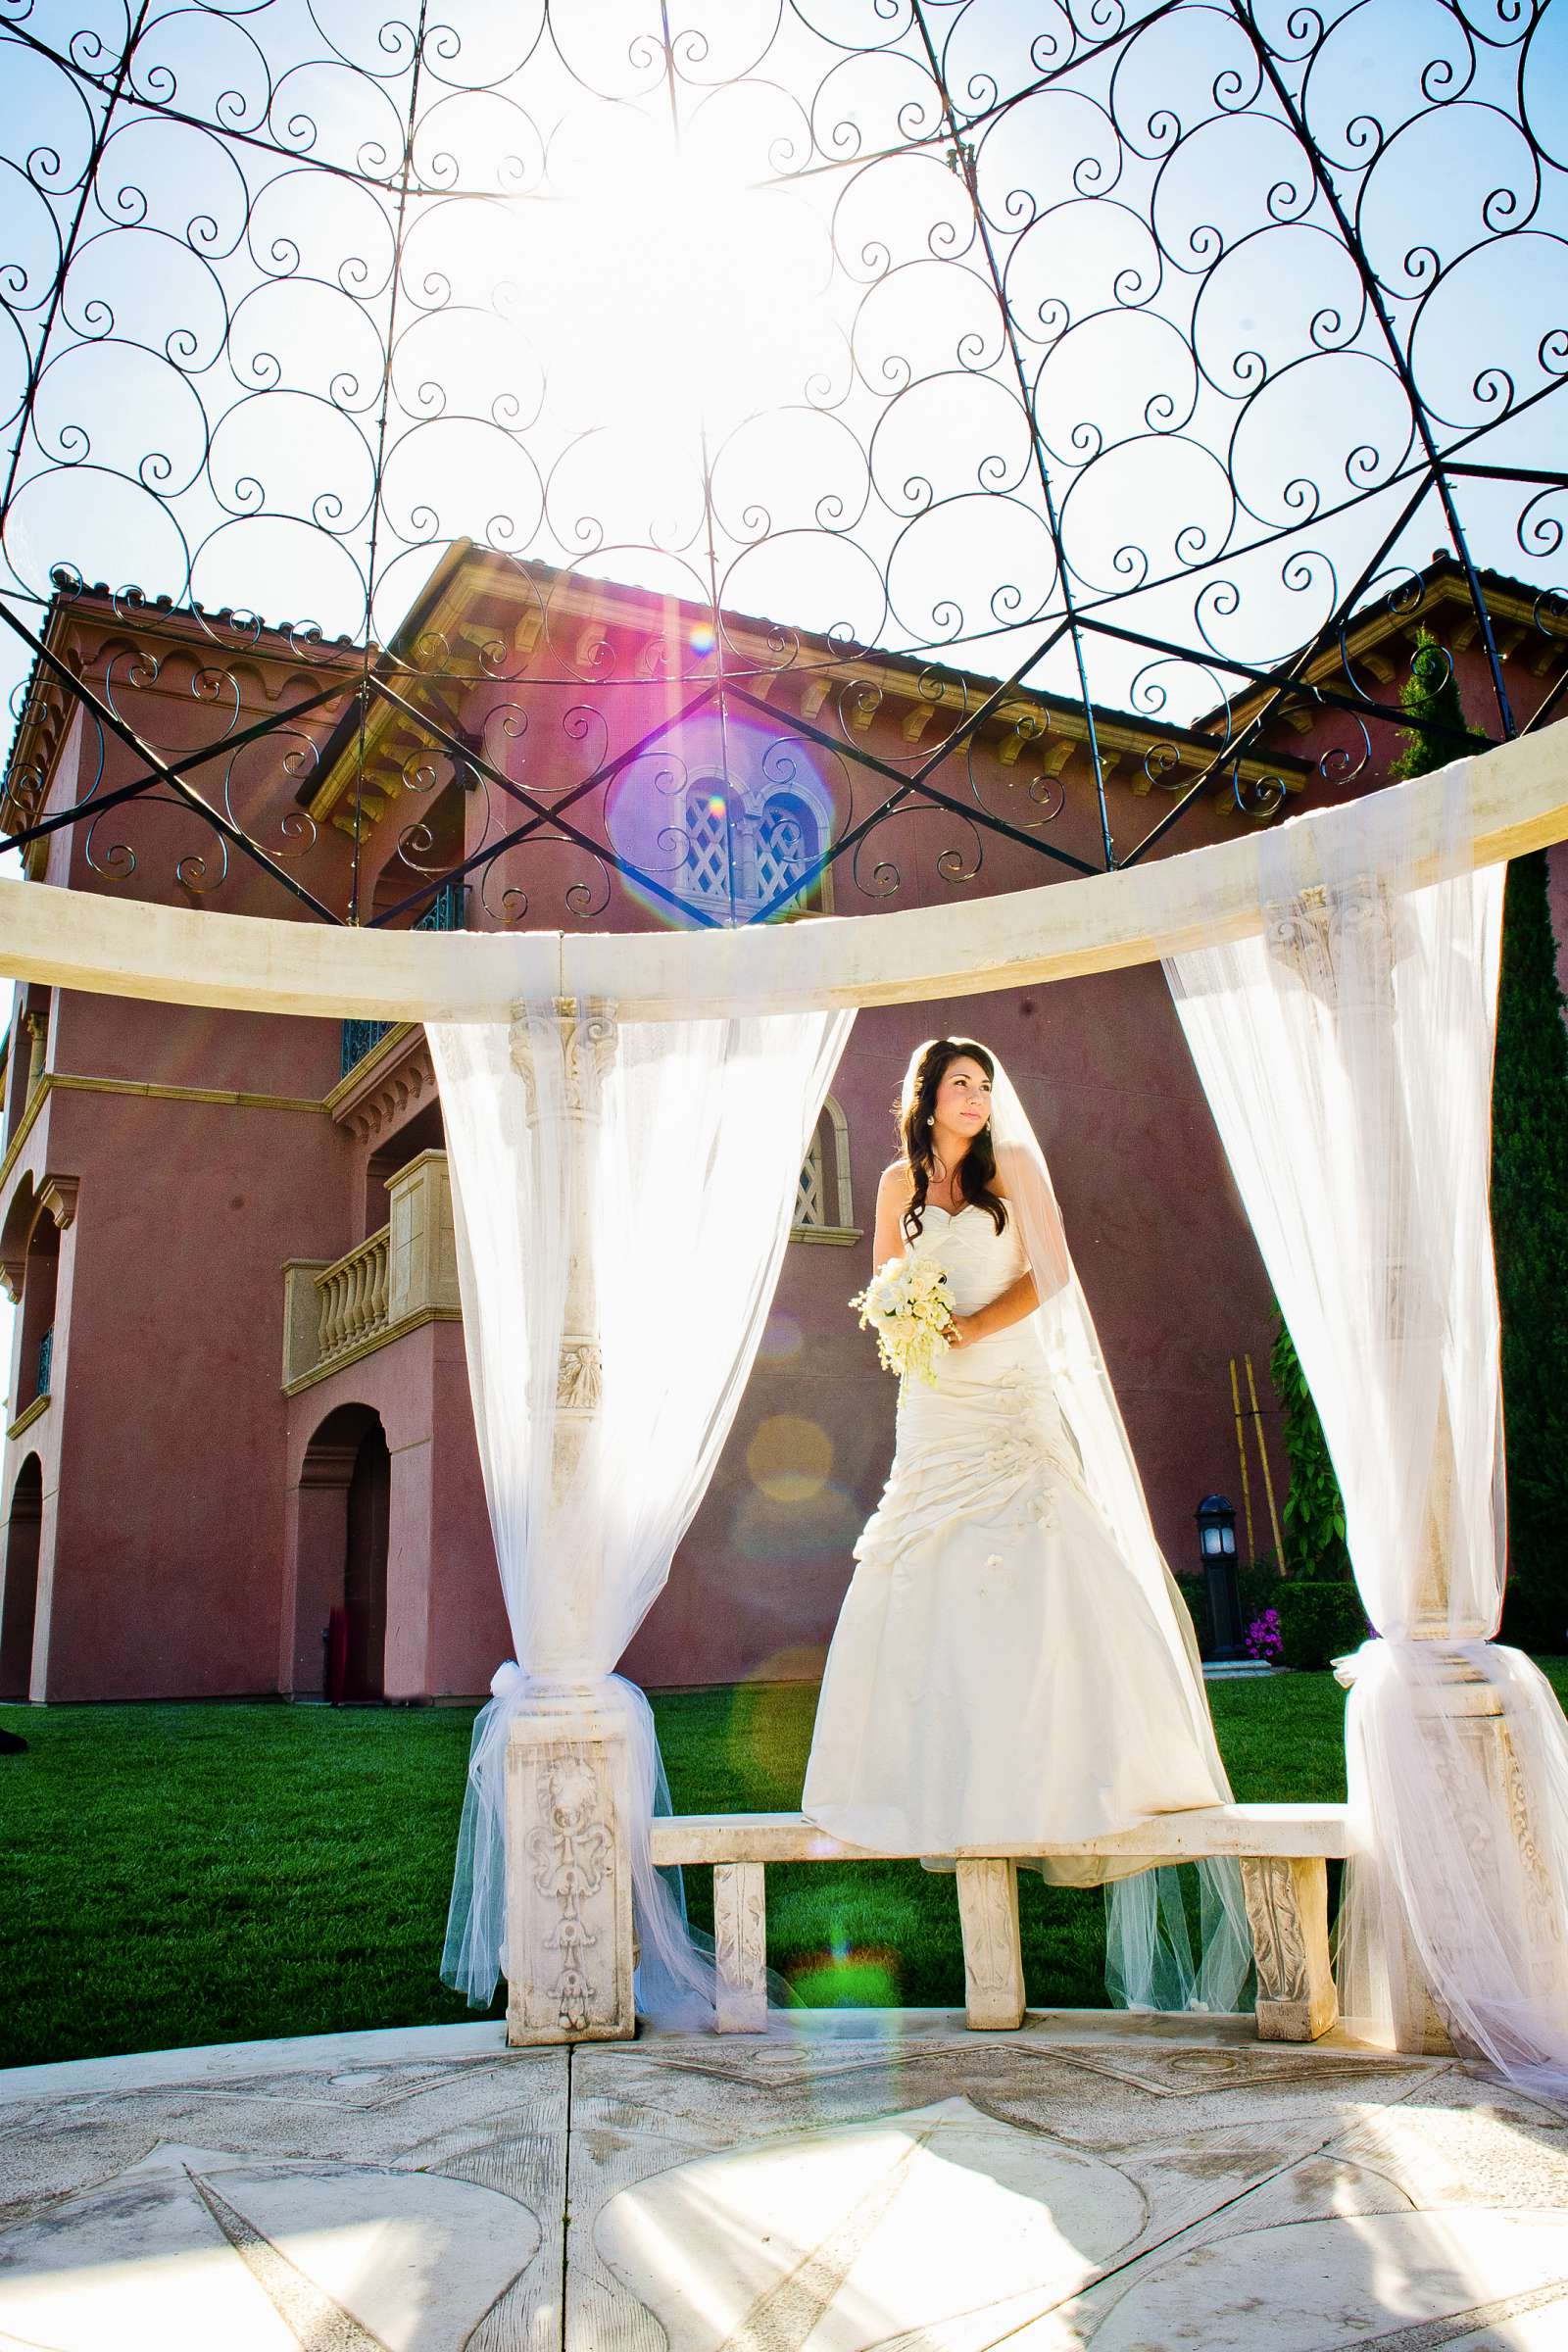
[1244,1606,1283,1663]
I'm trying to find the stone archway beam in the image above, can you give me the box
[1,723,1564,1022]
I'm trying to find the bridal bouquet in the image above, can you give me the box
[850,1254,955,1387]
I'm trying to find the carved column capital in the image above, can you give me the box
[557,996,618,1118]
[1264,874,1399,1012]
[508,997,619,1125]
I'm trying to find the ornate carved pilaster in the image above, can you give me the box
[505,1706,634,2045]
[1241,1855,1338,2042]
[713,1863,767,2033]
[956,1858,1026,2031]
[1368,1659,1568,2059]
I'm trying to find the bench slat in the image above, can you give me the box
[650,1802,1356,1868]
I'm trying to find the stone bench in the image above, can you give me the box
[649,1802,1355,2039]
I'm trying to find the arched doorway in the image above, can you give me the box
[343,1419,390,1700]
[293,1405,390,1702]
[1,1455,43,1700]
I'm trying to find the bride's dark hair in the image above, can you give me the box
[899,1038,1008,1241]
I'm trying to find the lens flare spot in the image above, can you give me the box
[787,1947,903,2008]
[760,1308,803,1361]
[746,1414,832,1504]
[690,621,717,657]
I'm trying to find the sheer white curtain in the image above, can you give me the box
[428,999,854,2018]
[1167,761,1568,2094]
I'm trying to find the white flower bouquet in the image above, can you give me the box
[850,1253,955,1387]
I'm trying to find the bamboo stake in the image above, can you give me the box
[1229,1355,1256,1559]
[1246,1350,1287,1571]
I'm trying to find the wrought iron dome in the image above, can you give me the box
[0,0,1563,931]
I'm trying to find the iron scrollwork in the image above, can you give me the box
[0,0,1562,925]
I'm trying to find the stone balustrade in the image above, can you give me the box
[316,1229,389,1361]
[281,1148,462,1392]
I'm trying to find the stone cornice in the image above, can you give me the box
[1210,567,1562,738]
[6,1392,49,1442]
[1,590,364,843]
[323,1023,435,1141]
[300,542,1314,836]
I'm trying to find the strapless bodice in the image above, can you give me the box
[907,1201,1028,1318]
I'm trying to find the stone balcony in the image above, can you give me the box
[281,1149,461,1393]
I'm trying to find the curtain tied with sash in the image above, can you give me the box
[1168,763,1568,2096]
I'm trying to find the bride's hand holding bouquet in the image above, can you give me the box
[850,1253,955,1387]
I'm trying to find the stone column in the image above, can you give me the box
[502,999,636,2047]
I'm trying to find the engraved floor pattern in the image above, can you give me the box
[2,2013,1567,2350]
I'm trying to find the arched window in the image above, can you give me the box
[679,781,744,913]
[673,779,830,921]
[792,1096,858,1245]
[756,792,820,909]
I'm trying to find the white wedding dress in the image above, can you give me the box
[802,1200,1229,1857]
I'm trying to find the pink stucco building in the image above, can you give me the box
[0,549,1555,1703]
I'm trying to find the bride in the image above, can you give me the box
[802,1038,1250,1999]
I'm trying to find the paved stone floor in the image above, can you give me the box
[2,2012,1567,2349]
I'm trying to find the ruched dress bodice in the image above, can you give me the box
[878,1203,1082,1551]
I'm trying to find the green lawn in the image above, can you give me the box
[3,1664,1563,2070]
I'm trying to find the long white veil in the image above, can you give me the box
[906,1039,1254,2014]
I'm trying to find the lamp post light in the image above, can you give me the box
[1197,1493,1245,1663]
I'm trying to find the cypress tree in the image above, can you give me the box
[1268,1314,1349,1580]
[1490,850,1568,1649]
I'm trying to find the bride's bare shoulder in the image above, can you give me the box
[876,1162,916,1225]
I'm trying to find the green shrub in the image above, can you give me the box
[1239,1553,1286,1631]
[1492,849,1568,1655]
[1270,1317,1351,1581]
[1277,1581,1368,1672]
[1176,1573,1211,1658]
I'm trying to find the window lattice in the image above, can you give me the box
[756,796,817,905]
[683,790,740,905]
[796,1128,827,1229]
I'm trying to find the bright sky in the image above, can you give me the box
[1,0,1564,768]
